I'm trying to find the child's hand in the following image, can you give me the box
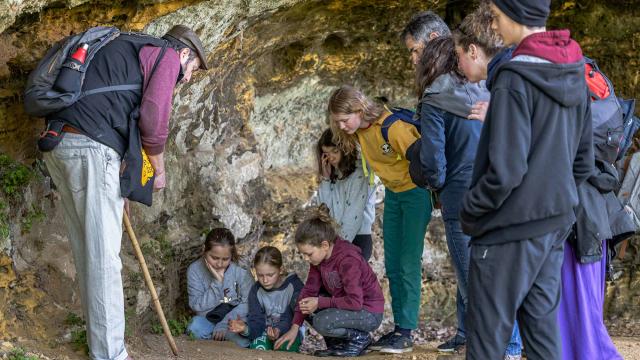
[212,330,226,341]
[228,315,246,334]
[266,326,280,341]
[204,258,224,283]
[468,101,489,122]
[274,325,299,350]
[321,154,332,180]
[299,297,318,314]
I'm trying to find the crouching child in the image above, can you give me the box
[186,228,254,348]
[275,204,384,357]
[227,246,304,352]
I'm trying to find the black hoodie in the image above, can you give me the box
[460,30,594,245]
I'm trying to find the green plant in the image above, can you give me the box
[64,312,84,326]
[167,316,190,337]
[0,154,32,197]
[21,205,45,233]
[70,329,89,355]
[7,347,39,360]
[151,316,190,337]
[124,307,136,338]
[151,322,163,334]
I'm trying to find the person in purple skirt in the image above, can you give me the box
[557,53,637,360]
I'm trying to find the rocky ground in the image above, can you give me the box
[2,333,640,360]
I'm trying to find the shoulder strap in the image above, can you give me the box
[381,113,400,143]
[144,42,168,93]
[380,107,418,143]
[76,40,168,101]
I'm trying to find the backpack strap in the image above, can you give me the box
[77,40,168,101]
[381,113,400,144]
[143,41,168,93]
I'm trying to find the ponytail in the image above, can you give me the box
[294,204,338,247]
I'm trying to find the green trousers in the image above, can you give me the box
[383,187,432,330]
[249,333,301,352]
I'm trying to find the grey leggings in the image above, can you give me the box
[312,308,383,338]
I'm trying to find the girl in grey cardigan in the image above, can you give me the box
[316,129,376,260]
[186,228,255,347]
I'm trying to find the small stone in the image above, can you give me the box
[0,341,14,351]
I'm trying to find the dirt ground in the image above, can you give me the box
[131,336,640,360]
[15,335,640,360]
[48,335,640,360]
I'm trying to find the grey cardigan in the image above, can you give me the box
[187,259,254,332]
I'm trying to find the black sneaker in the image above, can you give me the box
[368,330,395,351]
[379,333,413,354]
[437,334,466,353]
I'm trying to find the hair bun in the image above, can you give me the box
[316,203,333,223]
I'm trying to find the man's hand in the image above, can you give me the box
[299,297,318,314]
[147,152,166,191]
[153,169,166,191]
[228,315,246,334]
[274,325,299,350]
[468,101,489,122]
[266,326,280,341]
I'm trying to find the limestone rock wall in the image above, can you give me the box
[0,0,638,349]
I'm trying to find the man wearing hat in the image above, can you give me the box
[459,1,593,359]
[42,25,207,360]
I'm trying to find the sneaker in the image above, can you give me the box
[379,333,413,354]
[333,329,372,357]
[368,330,395,351]
[437,334,466,353]
[504,355,522,360]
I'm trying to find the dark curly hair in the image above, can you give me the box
[316,128,358,183]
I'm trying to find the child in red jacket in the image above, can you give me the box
[274,204,384,357]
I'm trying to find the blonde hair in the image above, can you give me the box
[328,85,384,155]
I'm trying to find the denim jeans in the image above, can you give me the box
[187,315,250,347]
[44,134,128,360]
[443,219,470,338]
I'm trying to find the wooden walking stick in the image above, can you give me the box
[124,212,179,356]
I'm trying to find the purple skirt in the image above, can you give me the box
[558,239,622,360]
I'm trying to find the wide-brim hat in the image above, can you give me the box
[164,24,208,70]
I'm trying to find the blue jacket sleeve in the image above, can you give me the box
[462,88,530,218]
[275,275,304,335]
[419,103,447,191]
[246,284,266,340]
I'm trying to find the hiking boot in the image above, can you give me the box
[314,337,346,357]
[437,334,466,353]
[333,329,372,357]
[368,330,395,351]
[379,333,413,354]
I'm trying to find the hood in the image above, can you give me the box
[499,30,586,107]
[421,72,490,118]
[486,46,514,90]
[512,30,583,64]
[325,238,362,265]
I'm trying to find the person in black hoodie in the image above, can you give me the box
[460,1,594,359]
